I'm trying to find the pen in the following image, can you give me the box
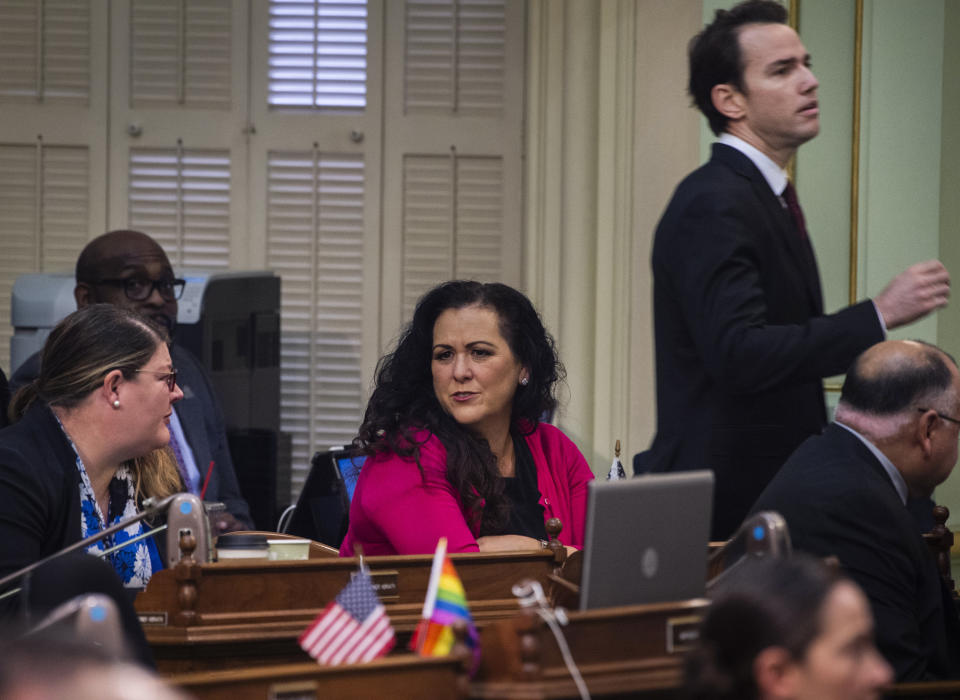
[200,460,215,499]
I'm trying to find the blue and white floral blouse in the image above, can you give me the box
[58,421,164,587]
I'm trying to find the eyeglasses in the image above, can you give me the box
[917,407,960,426]
[135,368,178,391]
[94,277,186,302]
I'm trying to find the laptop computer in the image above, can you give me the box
[579,470,714,610]
[332,450,366,505]
[285,446,366,547]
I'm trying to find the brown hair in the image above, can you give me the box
[10,304,181,502]
[688,0,789,135]
[683,555,843,700]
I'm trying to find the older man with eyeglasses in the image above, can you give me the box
[10,230,252,534]
[750,339,960,682]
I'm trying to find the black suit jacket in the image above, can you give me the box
[636,143,884,538]
[170,344,252,527]
[0,404,155,661]
[751,424,960,681]
[0,403,83,612]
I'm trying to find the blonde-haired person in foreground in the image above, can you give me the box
[0,635,188,700]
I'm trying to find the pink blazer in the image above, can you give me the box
[339,423,594,556]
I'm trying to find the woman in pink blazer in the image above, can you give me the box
[340,281,593,556]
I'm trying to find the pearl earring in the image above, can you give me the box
[520,377,529,386]
[113,400,121,409]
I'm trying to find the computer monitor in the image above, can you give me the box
[285,446,365,548]
[333,451,365,505]
[579,470,714,610]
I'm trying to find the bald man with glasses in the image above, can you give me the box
[750,340,960,681]
[10,230,252,534]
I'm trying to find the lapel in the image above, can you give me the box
[712,144,823,315]
[170,345,217,496]
[38,403,85,543]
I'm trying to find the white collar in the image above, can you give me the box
[718,133,789,196]
[834,421,909,505]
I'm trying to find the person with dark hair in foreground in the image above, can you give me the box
[751,340,960,680]
[340,280,593,555]
[684,555,892,700]
[21,551,156,668]
[636,0,950,540]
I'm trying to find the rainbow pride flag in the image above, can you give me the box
[410,538,480,667]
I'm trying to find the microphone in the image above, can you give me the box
[26,594,126,660]
[164,492,210,568]
[20,550,157,667]
[0,492,211,601]
[707,511,792,590]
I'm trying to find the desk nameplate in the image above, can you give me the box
[353,569,399,601]
[139,611,168,626]
[666,614,702,653]
[268,680,317,700]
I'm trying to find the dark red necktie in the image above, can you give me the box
[782,181,808,240]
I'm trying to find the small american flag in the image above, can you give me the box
[298,570,396,665]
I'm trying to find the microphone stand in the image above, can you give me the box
[0,494,179,600]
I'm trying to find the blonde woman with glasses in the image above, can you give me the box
[1,304,183,595]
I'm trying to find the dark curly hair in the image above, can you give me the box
[355,280,565,533]
[688,0,788,135]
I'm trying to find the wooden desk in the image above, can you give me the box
[163,598,960,700]
[472,598,708,699]
[884,680,960,697]
[169,653,469,700]
[165,598,706,700]
[137,549,572,673]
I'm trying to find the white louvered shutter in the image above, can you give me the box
[0,0,90,103]
[381,0,522,336]
[111,0,241,271]
[404,0,505,115]
[265,150,366,491]
[252,0,379,496]
[0,144,90,363]
[127,146,232,268]
[400,153,503,316]
[267,0,368,110]
[130,0,232,108]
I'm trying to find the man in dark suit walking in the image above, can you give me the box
[751,340,960,680]
[635,0,950,539]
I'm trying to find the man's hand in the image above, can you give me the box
[212,512,246,535]
[873,260,950,330]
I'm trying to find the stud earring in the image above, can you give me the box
[520,377,529,386]
[113,400,121,409]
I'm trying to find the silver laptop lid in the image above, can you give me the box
[579,470,714,610]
